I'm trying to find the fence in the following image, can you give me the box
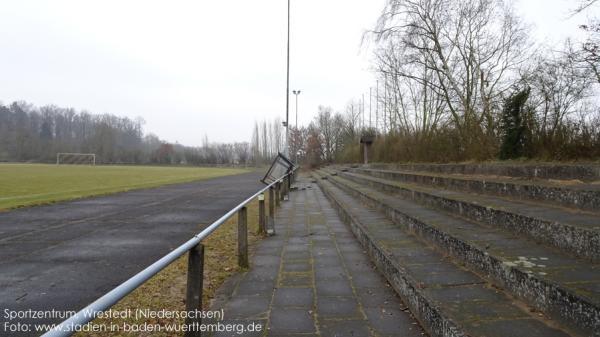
[41,168,296,337]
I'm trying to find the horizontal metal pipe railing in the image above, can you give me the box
[41,169,296,337]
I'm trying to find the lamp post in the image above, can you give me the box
[292,90,301,162]
[292,90,301,129]
[285,0,291,157]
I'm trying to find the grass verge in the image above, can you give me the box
[73,198,267,337]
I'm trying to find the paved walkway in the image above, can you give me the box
[210,177,425,337]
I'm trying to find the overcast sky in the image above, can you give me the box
[0,0,598,145]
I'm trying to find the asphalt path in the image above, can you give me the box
[0,171,264,336]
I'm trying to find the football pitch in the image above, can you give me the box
[0,163,248,210]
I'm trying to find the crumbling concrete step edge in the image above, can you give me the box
[351,167,600,212]
[336,169,600,262]
[313,173,468,337]
[362,163,600,182]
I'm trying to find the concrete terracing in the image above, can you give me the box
[315,164,600,337]
[364,162,600,182]
[351,166,600,211]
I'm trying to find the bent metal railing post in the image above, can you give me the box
[41,169,295,337]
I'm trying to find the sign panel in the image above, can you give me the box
[262,152,295,184]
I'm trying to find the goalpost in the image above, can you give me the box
[56,153,96,165]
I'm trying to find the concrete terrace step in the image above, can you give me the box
[331,169,600,262]
[346,166,600,212]
[317,170,600,336]
[314,172,573,337]
[364,163,600,182]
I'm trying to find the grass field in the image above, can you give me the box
[0,164,248,210]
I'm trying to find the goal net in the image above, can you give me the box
[56,153,96,165]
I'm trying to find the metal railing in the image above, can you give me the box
[41,169,296,337]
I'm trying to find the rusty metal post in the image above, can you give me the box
[185,243,204,337]
[267,186,276,235]
[258,193,266,235]
[238,206,249,268]
[284,176,289,200]
[280,177,286,201]
[269,187,275,218]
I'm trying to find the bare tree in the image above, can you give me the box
[250,122,261,164]
[305,122,324,167]
[344,100,361,139]
[233,142,250,165]
[526,44,594,139]
[315,106,346,162]
[370,0,530,153]
[289,126,305,162]
[580,22,600,83]
[573,0,598,14]
[374,43,445,140]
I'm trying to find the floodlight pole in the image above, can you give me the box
[293,90,301,129]
[292,90,301,163]
[376,80,379,132]
[362,93,365,129]
[369,87,372,128]
[285,0,291,157]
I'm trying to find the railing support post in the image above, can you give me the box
[258,193,266,235]
[238,206,249,268]
[185,243,204,337]
[267,186,276,235]
[275,182,281,207]
[279,180,285,202]
[285,176,290,199]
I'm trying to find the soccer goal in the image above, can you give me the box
[56,153,96,165]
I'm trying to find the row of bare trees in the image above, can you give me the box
[0,101,252,165]
[288,106,361,167]
[250,118,285,165]
[0,101,145,163]
[288,0,600,165]
[305,0,600,163]
[360,0,597,161]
